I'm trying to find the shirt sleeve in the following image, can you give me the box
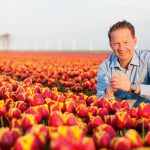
[96,63,110,98]
[139,55,150,98]
[140,84,150,97]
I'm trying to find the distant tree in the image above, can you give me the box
[0,33,12,50]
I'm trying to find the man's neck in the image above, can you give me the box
[118,59,132,69]
[120,62,129,69]
[117,54,134,69]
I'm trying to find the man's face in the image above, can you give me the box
[109,28,137,65]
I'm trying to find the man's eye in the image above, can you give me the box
[113,43,118,46]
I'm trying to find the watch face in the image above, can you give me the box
[131,83,136,91]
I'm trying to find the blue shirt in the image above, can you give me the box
[97,49,150,107]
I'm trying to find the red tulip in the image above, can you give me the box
[86,96,97,106]
[129,107,138,119]
[138,103,150,119]
[88,106,98,117]
[27,93,45,106]
[125,129,143,148]
[14,133,40,150]
[22,114,37,131]
[109,99,122,113]
[0,100,6,116]
[110,137,131,150]
[26,106,42,123]
[7,107,21,119]
[93,131,111,149]
[121,100,130,111]
[97,107,108,119]
[65,113,77,126]
[88,116,103,133]
[0,128,13,150]
[76,104,88,118]
[94,124,116,139]
[81,137,96,150]
[111,111,132,130]
[26,124,49,146]
[145,131,150,146]
[65,99,75,113]
[48,111,64,127]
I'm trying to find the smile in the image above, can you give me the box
[119,52,127,56]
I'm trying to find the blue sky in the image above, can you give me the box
[0,0,150,51]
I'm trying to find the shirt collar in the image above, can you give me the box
[110,51,139,68]
[130,51,139,66]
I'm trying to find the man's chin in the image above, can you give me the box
[118,57,130,64]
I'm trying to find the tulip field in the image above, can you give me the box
[1,51,150,150]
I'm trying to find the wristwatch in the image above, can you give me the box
[130,83,137,93]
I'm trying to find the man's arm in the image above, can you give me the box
[140,84,150,96]
[96,64,115,99]
[110,73,131,92]
[110,72,141,94]
[139,58,150,97]
[133,83,140,94]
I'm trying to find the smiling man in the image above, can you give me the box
[97,20,150,107]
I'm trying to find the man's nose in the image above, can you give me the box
[118,43,126,50]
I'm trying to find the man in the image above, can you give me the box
[97,20,150,107]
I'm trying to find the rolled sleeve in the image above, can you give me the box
[140,84,150,97]
[139,55,150,98]
[96,63,110,98]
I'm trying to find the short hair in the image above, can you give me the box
[108,20,135,41]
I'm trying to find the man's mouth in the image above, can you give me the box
[119,52,127,56]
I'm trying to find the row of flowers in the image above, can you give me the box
[0,74,150,149]
[0,52,150,150]
[0,52,108,95]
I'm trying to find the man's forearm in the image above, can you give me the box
[134,83,141,94]
[105,86,114,97]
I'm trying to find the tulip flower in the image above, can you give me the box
[125,129,143,148]
[22,114,37,131]
[0,100,6,116]
[48,111,64,127]
[0,127,13,150]
[110,137,131,150]
[14,133,40,150]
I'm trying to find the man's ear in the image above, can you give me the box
[134,36,137,45]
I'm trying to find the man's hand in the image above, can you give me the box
[110,72,131,92]
[105,86,117,97]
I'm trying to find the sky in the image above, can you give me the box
[0,0,150,51]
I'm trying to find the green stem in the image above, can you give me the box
[120,130,123,136]
[0,116,4,127]
[142,118,145,142]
